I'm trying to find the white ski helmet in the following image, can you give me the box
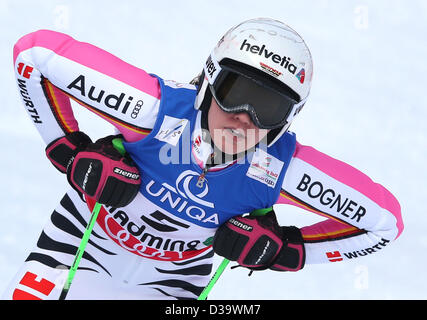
[195,18,313,146]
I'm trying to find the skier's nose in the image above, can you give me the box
[233,112,253,128]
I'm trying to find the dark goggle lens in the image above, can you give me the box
[212,70,297,129]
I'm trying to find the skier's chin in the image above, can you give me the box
[212,128,258,156]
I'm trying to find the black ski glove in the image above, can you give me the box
[66,135,141,207]
[46,132,141,207]
[213,211,305,272]
[45,131,92,173]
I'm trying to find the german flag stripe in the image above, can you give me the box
[279,190,365,242]
[41,77,75,134]
[302,227,365,243]
[279,190,346,223]
[66,92,151,136]
[41,79,152,136]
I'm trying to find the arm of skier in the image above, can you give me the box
[13,29,161,206]
[213,141,403,271]
[276,141,404,264]
[13,29,160,144]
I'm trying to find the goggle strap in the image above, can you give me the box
[286,98,306,124]
[204,51,222,85]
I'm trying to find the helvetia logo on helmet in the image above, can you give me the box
[240,39,300,78]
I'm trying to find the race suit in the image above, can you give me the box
[3,30,403,300]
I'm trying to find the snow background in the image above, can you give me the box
[0,0,425,299]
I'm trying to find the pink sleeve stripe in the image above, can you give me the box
[13,29,161,99]
[293,142,403,238]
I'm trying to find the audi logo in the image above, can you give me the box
[131,100,143,119]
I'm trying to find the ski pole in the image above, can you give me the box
[59,201,102,300]
[59,138,126,300]
[197,207,273,300]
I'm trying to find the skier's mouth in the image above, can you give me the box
[225,128,245,139]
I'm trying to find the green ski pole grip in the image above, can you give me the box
[197,206,273,300]
[112,137,126,156]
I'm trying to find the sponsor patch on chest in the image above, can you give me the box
[246,148,284,188]
[155,115,189,146]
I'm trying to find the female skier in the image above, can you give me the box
[4,18,403,300]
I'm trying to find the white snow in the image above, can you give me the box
[0,0,425,299]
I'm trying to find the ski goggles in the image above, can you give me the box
[205,55,304,130]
